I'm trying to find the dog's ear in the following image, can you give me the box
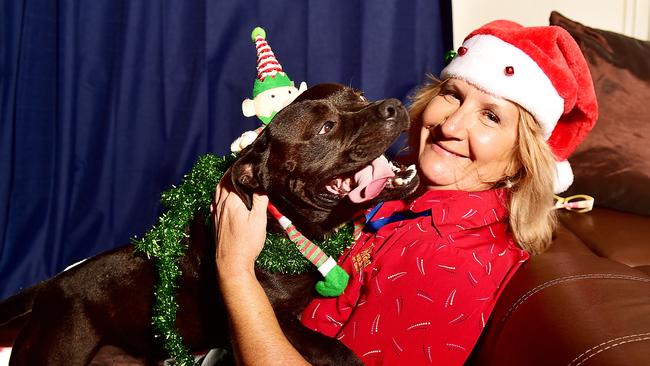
[230,132,269,209]
[292,83,346,103]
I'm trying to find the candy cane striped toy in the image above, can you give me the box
[267,202,356,296]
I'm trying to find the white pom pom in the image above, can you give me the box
[553,160,574,194]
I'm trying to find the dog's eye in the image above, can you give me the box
[288,90,292,94]
[318,121,336,135]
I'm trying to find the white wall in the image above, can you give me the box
[451,0,650,48]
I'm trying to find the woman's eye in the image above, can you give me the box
[318,121,336,135]
[484,111,500,123]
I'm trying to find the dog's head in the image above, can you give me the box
[231,83,419,239]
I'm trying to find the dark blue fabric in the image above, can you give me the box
[364,206,432,234]
[365,202,386,223]
[0,0,452,300]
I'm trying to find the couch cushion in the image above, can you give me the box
[559,208,650,267]
[637,265,650,277]
[547,222,601,256]
[550,11,650,216]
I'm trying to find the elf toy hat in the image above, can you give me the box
[251,26,295,98]
[441,20,598,193]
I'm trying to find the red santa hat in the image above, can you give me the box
[441,20,598,193]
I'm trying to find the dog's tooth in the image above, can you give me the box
[394,177,404,186]
[406,169,415,179]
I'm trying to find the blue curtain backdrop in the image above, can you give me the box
[0,0,452,300]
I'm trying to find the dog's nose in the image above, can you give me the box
[378,99,401,120]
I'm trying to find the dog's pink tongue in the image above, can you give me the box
[349,155,395,203]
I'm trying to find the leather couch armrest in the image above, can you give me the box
[470,224,650,365]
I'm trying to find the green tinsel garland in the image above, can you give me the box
[132,154,351,365]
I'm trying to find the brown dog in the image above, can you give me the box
[0,84,419,365]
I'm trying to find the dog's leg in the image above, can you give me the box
[87,345,151,366]
[10,313,101,366]
[277,314,362,366]
[0,283,41,346]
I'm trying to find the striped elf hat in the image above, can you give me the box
[441,20,598,193]
[251,27,294,98]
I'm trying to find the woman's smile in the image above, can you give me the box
[431,140,467,158]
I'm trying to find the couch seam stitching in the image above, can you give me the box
[501,274,650,322]
[570,334,650,366]
[567,333,650,366]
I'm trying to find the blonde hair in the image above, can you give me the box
[407,76,557,254]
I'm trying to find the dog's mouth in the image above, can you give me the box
[325,155,417,203]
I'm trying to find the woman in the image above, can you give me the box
[213,20,597,365]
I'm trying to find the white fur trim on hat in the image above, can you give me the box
[441,35,564,140]
[554,160,574,194]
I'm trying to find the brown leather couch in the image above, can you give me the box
[471,12,650,365]
[470,209,650,365]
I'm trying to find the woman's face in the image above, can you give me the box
[418,78,519,191]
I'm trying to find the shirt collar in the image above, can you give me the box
[407,189,509,238]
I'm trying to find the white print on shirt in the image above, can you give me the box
[445,289,457,308]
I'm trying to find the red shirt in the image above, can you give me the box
[301,189,529,365]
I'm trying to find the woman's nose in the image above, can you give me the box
[439,107,469,139]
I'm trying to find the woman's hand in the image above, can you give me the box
[211,175,309,365]
[213,174,269,277]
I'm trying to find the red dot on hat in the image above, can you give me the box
[504,66,514,76]
[458,46,467,56]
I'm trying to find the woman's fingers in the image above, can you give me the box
[213,182,231,232]
[251,192,269,216]
[214,190,268,273]
[212,168,233,214]
[250,193,269,228]
[212,165,268,273]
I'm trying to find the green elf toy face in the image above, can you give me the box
[242,81,308,124]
